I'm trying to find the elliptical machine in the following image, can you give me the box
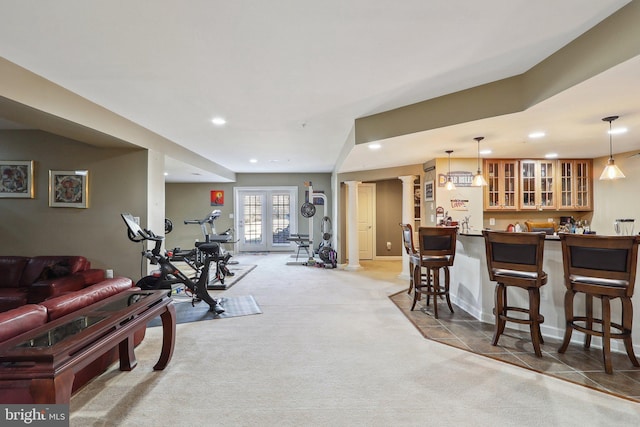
[121,213,225,314]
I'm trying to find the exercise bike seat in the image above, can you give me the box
[195,241,221,256]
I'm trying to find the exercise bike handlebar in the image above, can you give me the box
[121,213,163,242]
[183,210,222,226]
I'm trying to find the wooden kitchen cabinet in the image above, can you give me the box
[484,160,518,210]
[557,159,592,210]
[519,160,556,210]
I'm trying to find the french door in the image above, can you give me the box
[235,187,297,252]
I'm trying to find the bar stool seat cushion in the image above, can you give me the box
[494,269,546,281]
[569,275,629,288]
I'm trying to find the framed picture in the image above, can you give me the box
[211,190,224,206]
[49,170,89,208]
[0,160,34,198]
[424,180,434,202]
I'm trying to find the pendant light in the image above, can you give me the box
[471,136,488,186]
[445,150,456,191]
[599,115,625,180]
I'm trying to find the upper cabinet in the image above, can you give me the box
[558,159,593,211]
[519,160,556,210]
[483,158,593,212]
[484,160,518,211]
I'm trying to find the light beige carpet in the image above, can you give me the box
[70,255,640,426]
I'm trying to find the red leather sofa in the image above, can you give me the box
[0,276,147,403]
[0,255,104,312]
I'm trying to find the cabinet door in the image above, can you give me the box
[484,160,518,210]
[558,160,592,210]
[520,160,556,210]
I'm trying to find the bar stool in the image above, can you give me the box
[558,233,640,374]
[482,230,547,357]
[411,226,457,318]
[400,223,421,295]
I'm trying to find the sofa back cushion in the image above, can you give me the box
[0,304,48,343]
[41,277,134,321]
[19,256,89,288]
[0,256,30,288]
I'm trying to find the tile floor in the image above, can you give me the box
[390,289,640,403]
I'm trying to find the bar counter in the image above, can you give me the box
[450,233,640,355]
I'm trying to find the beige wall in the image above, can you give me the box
[0,130,150,280]
[165,173,332,252]
[592,150,640,235]
[373,179,403,256]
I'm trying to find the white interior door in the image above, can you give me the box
[357,183,375,260]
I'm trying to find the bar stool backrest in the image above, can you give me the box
[482,230,546,281]
[418,226,457,262]
[559,234,640,296]
[400,223,418,256]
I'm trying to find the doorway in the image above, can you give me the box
[235,187,298,252]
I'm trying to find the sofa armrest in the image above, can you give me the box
[41,277,134,321]
[0,304,48,343]
[27,274,86,304]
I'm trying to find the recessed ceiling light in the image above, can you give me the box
[545,153,558,158]
[609,127,628,135]
[479,149,492,155]
[164,172,169,176]
[211,117,226,126]
[528,131,546,139]
[249,158,258,163]
[368,143,381,150]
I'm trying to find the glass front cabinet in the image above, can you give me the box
[483,158,592,212]
[484,160,518,210]
[520,160,556,210]
[558,159,592,210]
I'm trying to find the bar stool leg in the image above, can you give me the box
[432,268,440,319]
[528,287,543,357]
[407,261,415,295]
[410,266,420,311]
[444,266,454,314]
[584,294,593,349]
[602,296,613,374]
[621,297,640,367]
[558,290,575,354]
[492,283,506,346]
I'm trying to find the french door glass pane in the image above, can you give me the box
[272,194,290,244]
[243,194,263,244]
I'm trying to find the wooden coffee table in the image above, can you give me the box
[0,289,176,404]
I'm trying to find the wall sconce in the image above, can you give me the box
[599,115,625,180]
[445,150,456,191]
[471,136,488,186]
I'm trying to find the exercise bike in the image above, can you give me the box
[167,210,234,287]
[121,213,225,314]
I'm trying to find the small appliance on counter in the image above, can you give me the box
[614,218,635,236]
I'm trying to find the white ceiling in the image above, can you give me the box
[0,0,637,182]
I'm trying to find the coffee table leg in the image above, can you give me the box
[154,302,176,370]
[30,369,75,404]
[119,334,138,371]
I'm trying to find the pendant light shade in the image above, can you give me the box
[445,150,456,191]
[599,115,625,180]
[471,136,488,186]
